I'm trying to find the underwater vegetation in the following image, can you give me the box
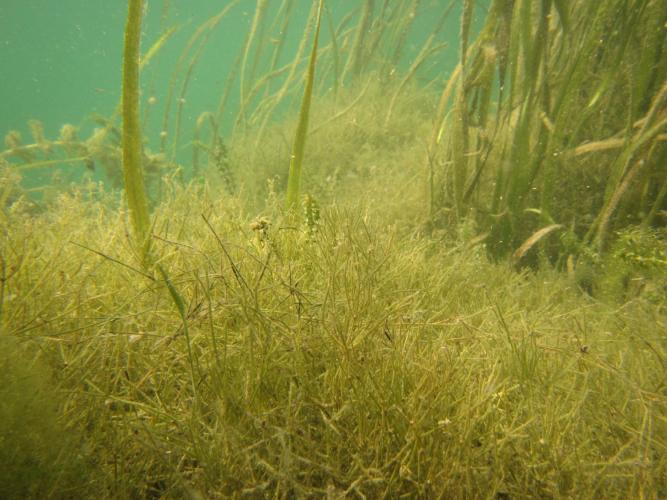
[286,0,324,209]
[1,0,666,497]
[121,0,152,263]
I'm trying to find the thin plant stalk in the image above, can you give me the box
[264,0,296,99]
[254,1,319,150]
[161,2,239,155]
[170,3,239,161]
[235,0,270,133]
[342,0,374,81]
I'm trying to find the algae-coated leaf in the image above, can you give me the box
[512,224,563,265]
[157,264,187,320]
[571,138,625,156]
[285,0,324,209]
[140,25,177,70]
[157,264,201,389]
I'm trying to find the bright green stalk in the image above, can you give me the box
[285,0,324,209]
[122,0,151,263]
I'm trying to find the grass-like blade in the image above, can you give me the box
[285,0,324,209]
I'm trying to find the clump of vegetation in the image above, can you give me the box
[427,0,667,269]
[1,0,666,497]
[595,225,667,303]
[1,180,665,497]
[0,337,91,499]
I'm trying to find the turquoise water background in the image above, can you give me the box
[1,1,488,186]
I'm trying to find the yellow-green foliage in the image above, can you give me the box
[1,178,665,497]
[285,0,324,209]
[225,78,433,228]
[1,1,667,497]
[429,0,667,261]
[0,337,89,499]
[597,225,667,303]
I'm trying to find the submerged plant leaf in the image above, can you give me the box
[512,223,563,265]
[140,25,178,70]
[285,0,324,209]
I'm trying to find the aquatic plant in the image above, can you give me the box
[162,2,239,161]
[285,0,323,209]
[1,1,666,497]
[121,0,151,263]
[2,179,665,496]
[0,337,89,498]
[428,0,667,271]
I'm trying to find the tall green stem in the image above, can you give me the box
[122,0,151,262]
[285,0,324,209]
